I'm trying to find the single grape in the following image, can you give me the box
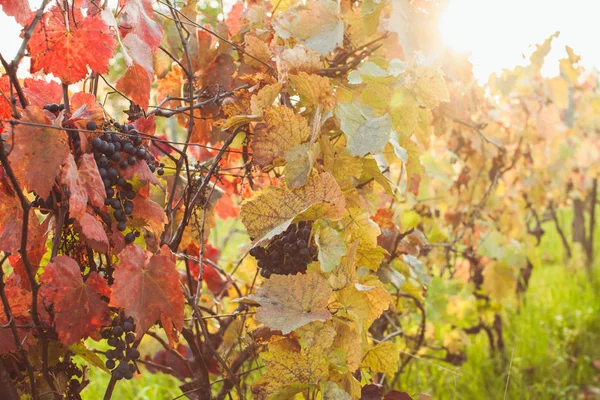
[86,121,97,131]
[113,325,123,336]
[126,348,140,360]
[105,349,115,360]
[117,221,127,231]
[111,152,122,162]
[101,329,111,339]
[107,337,118,347]
[116,340,126,351]
[91,137,102,149]
[107,168,118,179]
[123,143,135,154]
[125,331,135,342]
[128,156,136,166]
[105,359,116,370]
[157,168,165,176]
[119,160,129,169]
[99,141,109,153]
[125,232,135,244]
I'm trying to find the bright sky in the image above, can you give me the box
[0,0,599,82]
[439,0,600,81]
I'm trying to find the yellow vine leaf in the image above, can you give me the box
[342,208,381,249]
[482,261,517,301]
[331,320,362,373]
[355,244,387,271]
[359,80,391,114]
[290,72,335,110]
[284,142,320,188]
[248,269,332,334]
[330,240,359,290]
[390,88,419,137]
[241,172,345,243]
[250,83,283,116]
[251,106,310,166]
[245,35,273,68]
[411,65,450,109]
[361,341,400,377]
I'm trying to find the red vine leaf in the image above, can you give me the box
[119,0,163,50]
[116,63,152,109]
[110,245,184,345]
[75,212,109,253]
[60,154,87,219]
[40,256,111,346]
[130,194,167,235]
[66,92,104,127]
[8,106,69,198]
[77,153,106,209]
[23,78,62,109]
[0,0,31,26]
[28,6,116,84]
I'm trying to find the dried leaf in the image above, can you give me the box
[248,269,332,334]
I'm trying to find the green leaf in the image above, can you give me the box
[315,226,346,273]
[69,342,110,374]
[335,103,393,156]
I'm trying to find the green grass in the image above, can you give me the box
[401,209,600,400]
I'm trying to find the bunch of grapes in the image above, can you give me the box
[89,121,164,243]
[53,358,83,398]
[249,221,318,278]
[101,313,139,381]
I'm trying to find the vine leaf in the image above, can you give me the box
[251,106,310,166]
[273,0,344,55]
[247,270,332,334]
[0,275,47,353]
[240,171,345,244]
[315,225,346,273]
[0,0,31,25]
[75,212,109,254]
[131,195,168,236]
[252,322,334,398]
[411,65,450,108]
[77,153,107,209]
[289,72,335,110]
[40,256,111,346]
[28,6,116,84]
[335,103,393,157]
[110,245,184,345]
[8,106,70,198]
[360,341,400,377]
[116,63,152,109]
[120,0,164,50]
[284,142,320,188]
[23,78,63,109]
[482,261,516,300]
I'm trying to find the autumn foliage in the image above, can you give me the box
[0,0,597,399]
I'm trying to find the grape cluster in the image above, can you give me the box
[249,221,317,278]
[43,103,66,114]
[89,121,164,243]
[53,358,83,398]
[101,313,139,381]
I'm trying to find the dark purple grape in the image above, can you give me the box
[133,137,143,146]
[117,222,127,231]
[98,168,107,178]
[157,168,164,176]
[105,349,115,360]
[123,143,134,154]
[113,325,124,336]
[99,141,109,153]
[105,359,115,370]
[119,160,129,169]
[111,152,122,162]
[126,348,140,360]
[101,329,111,339]
[116,341,126,351]
[126,191,136,200]
[125,232,135,243]
[136,148,146,158]
[97,155,109,168]
[91,137,102,149]
[128,156,136,166]
[86,121,97,131]
[107,168,118,179]
[111,133,120,142]
[297,240,307,249]
[46,103,59,113]
[108,337,118,347]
